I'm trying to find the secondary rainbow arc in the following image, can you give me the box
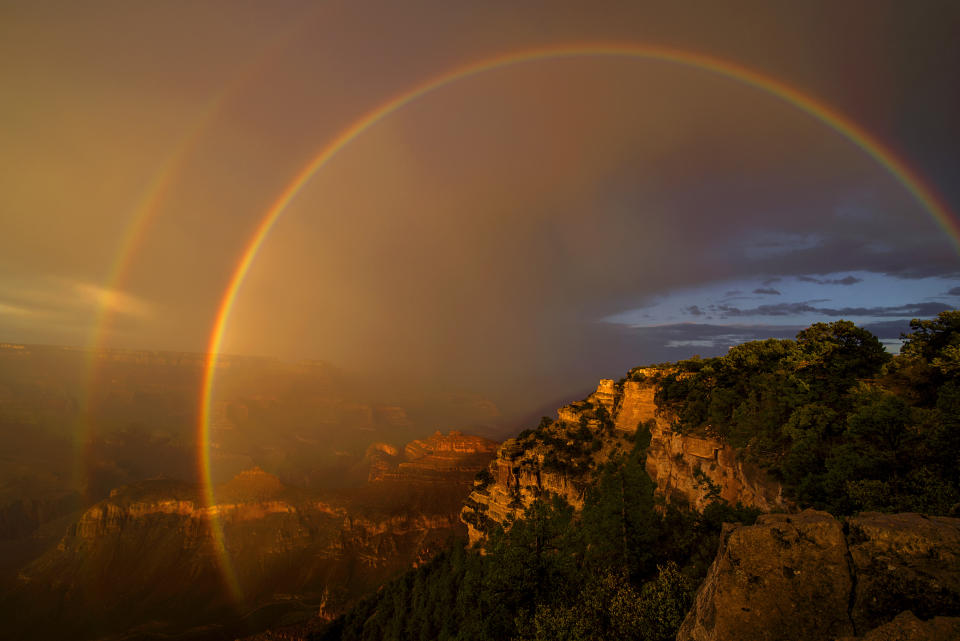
[197,42,960,602]
[76,6,334,600]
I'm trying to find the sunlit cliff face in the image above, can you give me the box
[1,2,958,413]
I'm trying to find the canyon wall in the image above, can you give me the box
[462,377,790,543]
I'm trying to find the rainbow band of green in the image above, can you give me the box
[197,42,959,600]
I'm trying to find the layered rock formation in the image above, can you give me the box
[645,418,789,512]
[4,431,498,641]
[677,510,960,641]
[462,377,789,543]
[365,430,498,482]
[461,381,633,543]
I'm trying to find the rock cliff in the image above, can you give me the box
[677,510,960,641]
[462,377,789,543]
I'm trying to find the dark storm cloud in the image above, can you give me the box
[601,318,915,362]
[858,319,916,340]
[618,323,801,353]
[797,275,863,286]
[713,301,950,319]
[744,237,960,283]
[1,0,958,416]
[753,288,781,295]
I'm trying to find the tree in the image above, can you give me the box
[901,310,960,364]
[796,321,889,403]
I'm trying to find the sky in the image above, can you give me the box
[2,1,960,413]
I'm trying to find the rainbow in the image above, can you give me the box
[196,43,959,599]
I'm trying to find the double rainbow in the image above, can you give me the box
[195,43,958,601]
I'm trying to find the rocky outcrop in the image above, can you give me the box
[677,510,960,641]
[462,447,592,544]
[462,377,788,543]
[678,510,854,641]
[460,386,638,543]
[403,430,499,459]
[367,431,498,482]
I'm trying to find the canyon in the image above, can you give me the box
[1,430,498,641]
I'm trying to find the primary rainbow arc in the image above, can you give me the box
[196,42,960,603]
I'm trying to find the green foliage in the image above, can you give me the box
[653,313,960,516]
[319,442,745,641]
[901,310,960,364]
[581,444,658,582]
[514,563,693,641]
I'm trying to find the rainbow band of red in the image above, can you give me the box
[197,43,960,601]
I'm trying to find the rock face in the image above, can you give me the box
[462,378,788,543]
[677,510,960,641]
[645,418,790,512]
[678,510,854,641]
[461,380,638,543]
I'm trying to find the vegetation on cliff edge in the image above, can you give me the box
[654,312,960,515]
[317,312,960,640]
[317,432,758,641]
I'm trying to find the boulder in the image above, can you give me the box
[678,510,960,641]
[678,510,854,641]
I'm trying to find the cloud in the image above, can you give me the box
[0,302,35,317]
[72,282,153,318]
[797,275,863,286]
[0,278,154,329]
[947,287,960,296]
[713,301,949,319]
[743,232,822,259]
[623,323,799,353]
[762,277,782,286]
[753,288,781,295]
[685,305,705,316]
[612,318,916,362]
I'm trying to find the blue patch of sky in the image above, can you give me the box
[604,271,960,328]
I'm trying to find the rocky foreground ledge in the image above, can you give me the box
[678,509,960,641]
